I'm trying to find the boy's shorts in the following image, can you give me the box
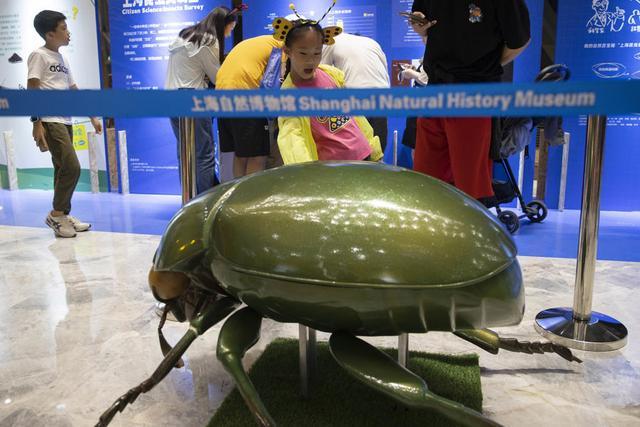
[218,118,270,157]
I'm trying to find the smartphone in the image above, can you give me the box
[399,11,430,26]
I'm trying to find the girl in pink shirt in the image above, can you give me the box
[277,20,383,164]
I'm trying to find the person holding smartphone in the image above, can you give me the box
[409,1,530,206]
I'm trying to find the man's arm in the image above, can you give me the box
[501,39,530,66]
[27,78,48,152]
[497,0,531,66]
[70,83,103,134]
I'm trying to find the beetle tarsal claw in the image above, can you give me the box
[96,385,144,427]
[498,337,583,363]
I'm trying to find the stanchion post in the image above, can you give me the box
[534,116,627,351]
[179,117,197,205]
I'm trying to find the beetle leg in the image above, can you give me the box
[216,307,275,427]
[454,329,582,363]
[329,332,501,427]
[95,297,239,427]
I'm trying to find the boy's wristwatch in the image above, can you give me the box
[30,116,40,123]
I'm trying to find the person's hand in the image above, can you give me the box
[90,117,103,135]
[410,12,437,36]
[399,68,422,82]
[32,121,48,152]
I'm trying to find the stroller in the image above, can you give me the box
[490,64,571,234]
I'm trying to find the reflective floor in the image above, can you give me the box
[1,189,639,262]
[0,226,638,426]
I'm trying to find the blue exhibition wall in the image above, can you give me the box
[108,0,549,195]
[549,0,640,211]
[109,0,224,194]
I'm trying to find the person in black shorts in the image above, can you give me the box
[217,116,270,165]
[215,35,284,177]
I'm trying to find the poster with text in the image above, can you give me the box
[549,0,640,211]
[109,0,223,194]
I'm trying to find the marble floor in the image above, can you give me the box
[0,226,638,427]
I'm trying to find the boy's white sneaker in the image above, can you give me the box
[46,214,76,238]
[67,215,91,232]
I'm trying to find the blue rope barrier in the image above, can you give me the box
[1,80,639,118]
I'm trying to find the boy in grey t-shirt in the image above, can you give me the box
[27,10,102,238]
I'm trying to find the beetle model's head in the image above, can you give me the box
[149,268,220,322]
[147,181,240,322]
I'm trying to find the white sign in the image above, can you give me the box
[0,0,106,189]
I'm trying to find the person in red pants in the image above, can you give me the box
[410,1,530,205]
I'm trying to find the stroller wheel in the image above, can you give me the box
[525,200,548,223]
[498,210,520,234]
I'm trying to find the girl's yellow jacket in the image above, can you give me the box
[277,64,384,164]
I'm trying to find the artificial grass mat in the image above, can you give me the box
[209,338,482,427]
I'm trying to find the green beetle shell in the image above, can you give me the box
[155,162,524,335]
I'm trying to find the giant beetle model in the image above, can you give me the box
[97,162,580,427]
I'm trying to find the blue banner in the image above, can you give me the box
[109,0,222,194]
[2,81,640,117]
[549,0,640,212]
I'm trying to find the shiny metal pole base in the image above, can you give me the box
[535,307,627,352]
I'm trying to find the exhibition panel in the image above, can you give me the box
[549,0,640,211]
[0,0,107,192]
[108,0,228,195]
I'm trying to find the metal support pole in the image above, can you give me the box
[534,116,627,352]
[391,128,410,366]
[390,129,410,365]
[298,325,317,398]
[392,130,398,167]
[179,117,197,205]
[398,333,409,367]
